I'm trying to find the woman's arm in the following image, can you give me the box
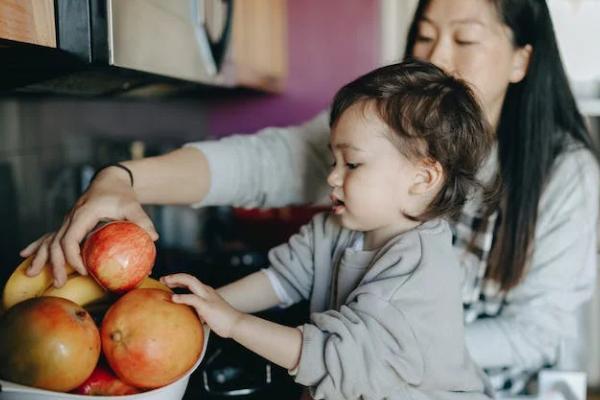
[23,111,331,286]
[465,148,599,370]
[120,147,212,205]
[186,111,331,208]
[21,147,213,284]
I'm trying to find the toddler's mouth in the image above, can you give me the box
[331,196,345,214]
[330,194,344,205]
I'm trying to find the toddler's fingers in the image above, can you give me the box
[161,274,210,297]
[171,294,207,314]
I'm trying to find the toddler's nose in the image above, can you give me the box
[327,168,342,188]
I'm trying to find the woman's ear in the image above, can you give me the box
[509,44,532,84]
[410,158,444,196]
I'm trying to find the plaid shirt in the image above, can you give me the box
[453,148,539,395]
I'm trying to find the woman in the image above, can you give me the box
[22,0,599,394]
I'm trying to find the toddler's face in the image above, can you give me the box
[327,102,422,244]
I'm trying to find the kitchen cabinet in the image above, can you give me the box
[227,0,287,92]
[108,0,288,94]
[1,0,288,95]
[0,0,56,47]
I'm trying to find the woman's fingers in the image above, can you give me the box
[127,205,159,241]
[19,176,152,285]
[161,274,210,297]
[48,218,76,287]
[20,235,45,258]
[61,206,103,275]
[51,262,69,287]
[27,234,53,276]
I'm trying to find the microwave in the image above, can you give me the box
[3,0,233,95]
[107,0,233,85]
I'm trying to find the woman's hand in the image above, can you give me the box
[20,167,158,287]
[160,273,244,339]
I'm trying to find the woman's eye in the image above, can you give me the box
[330,160,336,168]
[415,34,434,43]
[346,163,359,170]
[455,33,479,45]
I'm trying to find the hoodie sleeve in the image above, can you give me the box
[263,213,340,304]
[295,293,424,400]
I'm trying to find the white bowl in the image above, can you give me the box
[0,325,209,400]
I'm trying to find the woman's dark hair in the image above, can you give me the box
[330,60,493,222]
[405,0,596,290]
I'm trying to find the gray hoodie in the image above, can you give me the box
[266,213,494,400]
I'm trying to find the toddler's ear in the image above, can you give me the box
[410,158,443,196]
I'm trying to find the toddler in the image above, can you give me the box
[162,60,494,399]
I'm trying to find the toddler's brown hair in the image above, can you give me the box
[330,60,494,220]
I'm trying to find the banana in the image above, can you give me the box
[2,257,76,311]
[43,275,110,306]
[137,277,172,293]
[2,257,169,313]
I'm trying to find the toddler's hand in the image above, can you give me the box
[160,274,243,339]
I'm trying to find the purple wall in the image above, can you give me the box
[207,0,381,137]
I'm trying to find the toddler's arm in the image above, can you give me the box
[217,270,281,313]
[161,273,302,370]
[230,308,302,370]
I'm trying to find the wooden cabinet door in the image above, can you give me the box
[0,0,56,47]
[228,0,287,92]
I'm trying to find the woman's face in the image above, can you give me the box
[411,0,530,128]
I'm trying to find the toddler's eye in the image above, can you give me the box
[346,163,359,170]
[330,160,336,168]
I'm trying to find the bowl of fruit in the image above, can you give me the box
[0,222,208,400]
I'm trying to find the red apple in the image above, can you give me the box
[72,363,141,395]
[82,221,156,293]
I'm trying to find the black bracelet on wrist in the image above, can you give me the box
[91,163,134,187]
